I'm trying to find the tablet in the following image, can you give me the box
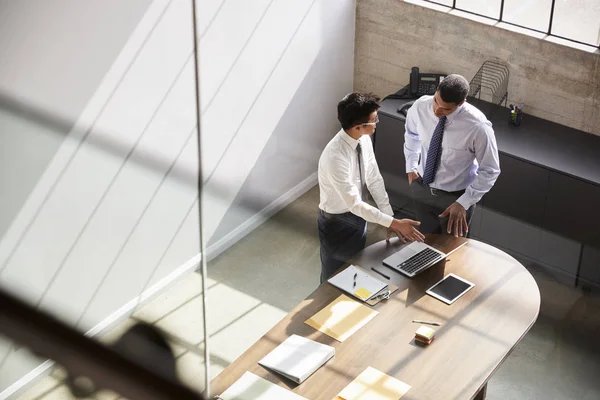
[425,273,474,305]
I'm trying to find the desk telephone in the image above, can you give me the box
[397,67,447,115]
[410,67,446,98]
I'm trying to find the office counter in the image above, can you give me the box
[375,96,600,289]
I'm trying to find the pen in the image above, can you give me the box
[412,320,441,326]
[371,267,390,280]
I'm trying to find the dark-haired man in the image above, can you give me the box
[317,92,425,283]
[404,74,501,237]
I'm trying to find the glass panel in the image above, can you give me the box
[456,0,502,19]
[428,0,454,6]
[552,0,600,46]
[503,0,552,32]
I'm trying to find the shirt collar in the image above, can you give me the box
[427,96,464,125]
[339,129,360,150]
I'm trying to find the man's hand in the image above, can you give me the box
[407,172,420,185]
[386,219,425,243]
[440,202,468,237]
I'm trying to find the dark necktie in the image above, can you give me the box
[422,116,447,185]
[357,142,367,200]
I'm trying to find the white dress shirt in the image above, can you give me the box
[404,95,501,209]
[318,129,394,227]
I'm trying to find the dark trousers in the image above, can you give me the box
[317,210,367,283]
[409,177,475,235]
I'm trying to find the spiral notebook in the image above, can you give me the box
[328,265,388,302]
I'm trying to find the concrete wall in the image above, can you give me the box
[0,0,355,396]
[354,0,600,136]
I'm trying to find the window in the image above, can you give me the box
[422,0,600,48]
[456,0,502,19]
[503,0,553,33]
[551,0,600,46]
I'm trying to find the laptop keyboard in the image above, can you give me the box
[397,248,442,275]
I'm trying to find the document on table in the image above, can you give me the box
[258,334,335,384]
[305,294,378,342]
[216,371,308,400]
[328,265,388,301]
[333,366,411,400]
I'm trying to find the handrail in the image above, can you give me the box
[0,288,204,400]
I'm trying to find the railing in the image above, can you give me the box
[0,288,204,400]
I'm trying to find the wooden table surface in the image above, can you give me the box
[210,235,541,400]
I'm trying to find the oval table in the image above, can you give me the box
[210,235,541,400]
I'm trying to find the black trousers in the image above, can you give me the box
[317,210,367,283]
[409,177,475,235]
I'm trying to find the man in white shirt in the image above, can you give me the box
[318,92,424,283]
[404,74,501,237]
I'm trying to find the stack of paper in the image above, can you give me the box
[328,265,388,301]
[415,325,436,345]
[258,334,335,383]
[305,294,378,342]
[216,371,307,400]
[334,366,411,400]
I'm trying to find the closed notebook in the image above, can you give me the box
[258,334,335,384]
[216,371,308,400]
[333,366,411,400]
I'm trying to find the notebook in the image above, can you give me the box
[328,265,388,301]
[216,371,308,400]
[334,366,411,400]
[258,334,335,384]
[305,294,378,342]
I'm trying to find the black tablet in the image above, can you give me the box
[426,273,474,305]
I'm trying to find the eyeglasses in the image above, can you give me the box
[361,115,379,126]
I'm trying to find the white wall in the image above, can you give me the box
[0,0,355,397]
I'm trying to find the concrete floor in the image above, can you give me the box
[19,186,600,399]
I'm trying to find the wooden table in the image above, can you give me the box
[211,235,541,400]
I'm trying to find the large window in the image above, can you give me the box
[425,0,600,48]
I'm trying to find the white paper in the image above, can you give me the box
[217,371,308,400]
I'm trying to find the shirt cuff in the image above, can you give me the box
[380,213,394,228]
[456,194,473,210]
[405,162,419,173]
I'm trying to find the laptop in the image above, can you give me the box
[382,241,466,278]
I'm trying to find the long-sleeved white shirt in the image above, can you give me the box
[404,95,501,209]
[318,129,394,227]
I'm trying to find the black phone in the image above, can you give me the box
[410,67,447,98]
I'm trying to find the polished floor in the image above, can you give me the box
[19,186,600,400]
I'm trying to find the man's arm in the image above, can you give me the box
[328,153,394,227]
[456,123,501,210]
[404,104,421,177]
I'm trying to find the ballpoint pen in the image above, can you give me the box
[412,320,441,326]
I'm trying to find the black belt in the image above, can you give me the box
[427,186,466,197]
[319,209,352,218]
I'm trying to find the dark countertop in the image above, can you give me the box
[379,96,600,186]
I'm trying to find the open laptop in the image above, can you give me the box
[382,241,466,278]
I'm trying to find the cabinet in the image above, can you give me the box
[481,154,549,227]
[544,172,600,248]
[375,111,414,215]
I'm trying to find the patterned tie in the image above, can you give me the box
[357,142,367,200]
[422,116,447,185]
